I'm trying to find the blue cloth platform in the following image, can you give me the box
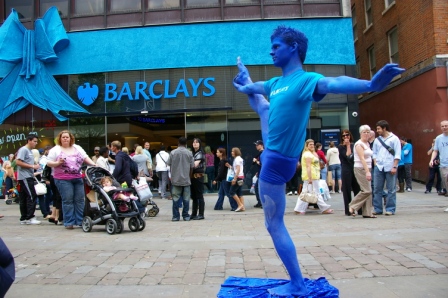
[217,276,339,297]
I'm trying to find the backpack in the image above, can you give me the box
[128,156,139,178]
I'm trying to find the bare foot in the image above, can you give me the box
[268,281,308,297]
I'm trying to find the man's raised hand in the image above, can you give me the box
[370,63,405,91]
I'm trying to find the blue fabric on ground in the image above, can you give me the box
[217,276,339,298]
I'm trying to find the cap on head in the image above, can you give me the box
[38,148,44,154]
[254,140,263,146]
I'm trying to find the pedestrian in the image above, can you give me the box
[167,137,194,221]
[372,120,402,216]
[15,133,41,225]
[155,145,171,199]
[213,148,238,211]
[348,125,376,218]
[229,147,245,212]
[425,139,442,194]
[46,130,96,229]
[252,140,264,207]
[191,138,206,220]
[326,141,341,193]
[233,25,403,296]
[429,120,448,211]
[400,137,413,191]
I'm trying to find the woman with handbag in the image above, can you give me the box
[338,129,361,216]
[190,138,206,220]
[348,125,376,218]
[294,139,333,215]
[213,148,238,211]
[32,149,51,220]
[229,147,245,212]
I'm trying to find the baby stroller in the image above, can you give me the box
[82,166,148,234]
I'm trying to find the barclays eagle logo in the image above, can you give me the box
[77,83,99,106]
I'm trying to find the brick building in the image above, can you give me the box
[351,0,448,183]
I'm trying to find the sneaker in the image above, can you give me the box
[406,188,412,192]
[385,211,394,216]
[338,190,342,194]
[330,190,335,194]
[294,191,298,195]
[20,220,29,225]
[424,190,430,194]
[28,217,41,225]
[444,208,448,212]
[287,191,293,196]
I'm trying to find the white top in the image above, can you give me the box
[354,140,372,168]
[156,150,170,172]
[233,156,244,178]
[325,147,341,165]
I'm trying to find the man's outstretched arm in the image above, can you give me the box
[316,63,405,95]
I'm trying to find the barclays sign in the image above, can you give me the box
[77,78,216,106]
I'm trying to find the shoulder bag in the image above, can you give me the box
[34,177,47,196]
[298,183,319,204]
[377,137,395,156]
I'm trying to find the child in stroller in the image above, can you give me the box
[101,176,138,202]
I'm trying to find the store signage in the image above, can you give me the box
[77,78,216,106]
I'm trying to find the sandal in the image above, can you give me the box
[294,211,305,215]
[349,208,356,217]
[362,215,377,218]
[322,209,334,214]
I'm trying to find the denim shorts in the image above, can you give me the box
[328,164,341,180]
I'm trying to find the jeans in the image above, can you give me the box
[328,164,341,181]
[158,171,171,198]
[205,166,215,192]
[54,178,85,226]
[172,185,191,219]
[373,166,397,214]
[38,194,50,217]
[320,167,327,181]
[214,181,237,210]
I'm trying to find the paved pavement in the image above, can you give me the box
[1,182,448,297]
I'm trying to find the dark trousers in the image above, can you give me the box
[341,167,360,216]
[286,172,299,192]
[191,177,205,217]
[397,165,405,183]
[49,175,63,221]
[19,178,37,221]
[214,181,237,210]
[254,177,261,205]
[426,167,442,192]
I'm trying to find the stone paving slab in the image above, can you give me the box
[2,182,448,297]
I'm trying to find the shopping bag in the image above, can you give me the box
[326,170,333,186]
[132,177,152,205]
[226,168,235,182]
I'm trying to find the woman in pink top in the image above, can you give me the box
[349,125,376,218]
[47,130,96,229]
[204,146,215,193]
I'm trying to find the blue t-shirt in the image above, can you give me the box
[263,70,324,158]
[402,143,412,164]
[434,134,448,167]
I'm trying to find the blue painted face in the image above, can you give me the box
[270,37,294,68]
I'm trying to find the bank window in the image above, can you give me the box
[186,0,219,8]
[388,27,399,64]
[385,0,395,8]
[40,0,69,17]
[74,0,104,15]
[352,6,357,40]
[5,0,33,20]
[148,0,180,10]
[110,0,141,12]
[364,0,372,27]
[368,46,376,79]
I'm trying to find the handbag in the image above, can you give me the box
[237,179,244,186]
[298,183,319,204]
[34,177,47,196]
[146,159,152,172]
[319,159,325,170]
[326,170,333,186]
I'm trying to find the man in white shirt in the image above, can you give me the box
[156,145,171,199]
[372,120,402,216]
[430,120,448,211]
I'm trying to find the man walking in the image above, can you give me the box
[400,137,413,191]
[156,145,171,199]
[430,120,448,211]
[167,137,194,221]
[16,134,41,225]
[111,141,133,187]
[372,120,402,216]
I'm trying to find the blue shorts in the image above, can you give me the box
[260,149,299,185]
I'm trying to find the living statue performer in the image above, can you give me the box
[233,25,404,296]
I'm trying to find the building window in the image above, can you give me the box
[368,46,376,79]
[74,0,104,15]
[225,0,260,4]
[388,27,399,64]
[385,0,395,8]
[148,0,180,9]
[5,0,33,19]
[40,0,69,17]
[352,6,357,40]
[110,0,141,12]
[356,59,361,78]
[364,0,372,27]
[186,0,219,8]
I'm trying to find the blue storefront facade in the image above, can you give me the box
[0,0,359,164]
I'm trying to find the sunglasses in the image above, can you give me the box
[342,134,350,137]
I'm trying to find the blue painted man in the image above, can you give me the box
[233,25,404,296]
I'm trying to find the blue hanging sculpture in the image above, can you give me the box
[0,7,89,124]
